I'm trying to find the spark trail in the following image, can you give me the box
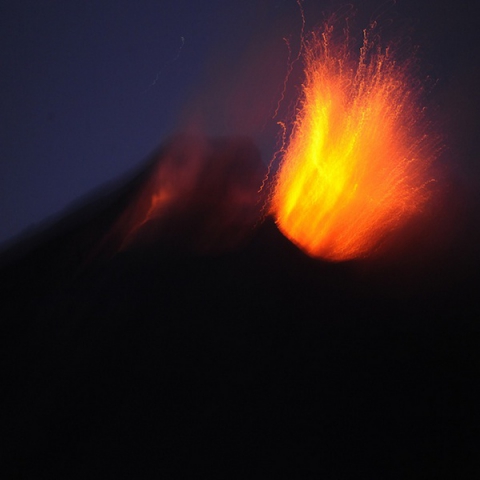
[271,22,438,261]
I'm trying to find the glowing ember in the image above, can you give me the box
[271,23,437,261]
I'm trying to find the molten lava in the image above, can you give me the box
[271,24,437,261]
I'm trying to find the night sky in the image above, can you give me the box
[1,0,479,247]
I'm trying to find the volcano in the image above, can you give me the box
[1,135,480,479]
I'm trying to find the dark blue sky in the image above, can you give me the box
[1,0,479,246]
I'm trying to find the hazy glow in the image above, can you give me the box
[111,136,265,254]
[271,24,437,261]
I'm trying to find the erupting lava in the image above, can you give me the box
[271,23,437,261]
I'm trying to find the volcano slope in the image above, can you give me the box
[1,135,480,479]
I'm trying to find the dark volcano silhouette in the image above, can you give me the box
[1,135,480,479]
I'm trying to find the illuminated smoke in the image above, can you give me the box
[112,135,265,254]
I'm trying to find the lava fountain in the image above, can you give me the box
[271,23,439,261]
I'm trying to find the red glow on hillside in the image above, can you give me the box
[113,135,265,254]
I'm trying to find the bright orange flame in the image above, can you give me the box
[271,24,438,261]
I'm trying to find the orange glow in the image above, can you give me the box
[110,135,265,254]
[271,24,437,261]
